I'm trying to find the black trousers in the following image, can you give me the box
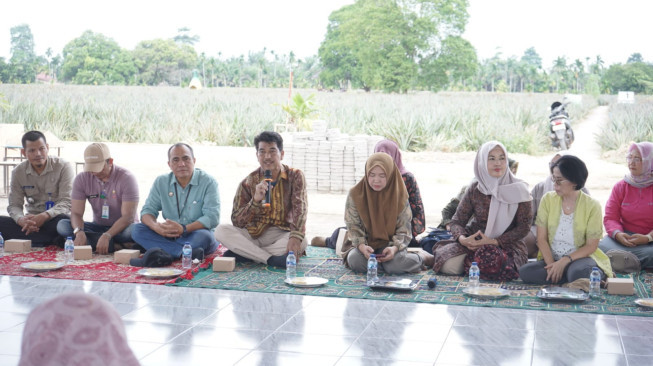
[0,214,69,247]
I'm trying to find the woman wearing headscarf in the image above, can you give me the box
[343,152,433,274]
[519,155,613,284]
[373,139,425,246]
[311,139,425,249]
[599,142,653,268]
[432,141,532,280]
[19,293,140,366]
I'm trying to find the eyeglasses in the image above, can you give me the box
[626,155,642,163]
[550,176,568,185]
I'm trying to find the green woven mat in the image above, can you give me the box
[171,247,653,317]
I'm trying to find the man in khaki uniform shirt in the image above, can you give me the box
[0,131,73,246]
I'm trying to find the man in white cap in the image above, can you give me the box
[56,143,139,254]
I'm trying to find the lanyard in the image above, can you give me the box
[174,183,192,218]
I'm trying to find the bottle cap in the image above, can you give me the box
[471,262,478,265]
[289,251,294,254]
[184,242,190,245]
[66,236,72,240]
[370,254,375,258]
[592,267,599,271]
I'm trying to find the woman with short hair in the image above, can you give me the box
[519,155,613,284]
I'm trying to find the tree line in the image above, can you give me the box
[1,0,652,94]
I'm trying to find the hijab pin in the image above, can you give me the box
[168,192,174,197]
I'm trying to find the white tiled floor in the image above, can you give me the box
[2,275,653,366]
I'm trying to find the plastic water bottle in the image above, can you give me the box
[182,242,192,269]
[469,262,480,288]
[286,251,297,280]
[45,193,54,210]
[590,267,601,297]
[0,232,4,258]
[64,236,74,263]
[367,254,378,285]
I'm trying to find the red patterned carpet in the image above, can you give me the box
[0,246,218,285]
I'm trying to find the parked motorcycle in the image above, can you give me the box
[549,101,574,150]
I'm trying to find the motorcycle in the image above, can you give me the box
[549,101,574,150]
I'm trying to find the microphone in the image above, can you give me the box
[263,170,272,207]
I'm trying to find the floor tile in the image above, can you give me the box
[0,312,27,331]
[0,295,50,314]
[257,332,356,356]
[336,357,432,366]
[0,354,20,365]
[532,349,627,366]
[617,317,653,337]
[344,337,441,363]
[537,312,619,335]
[153,291,233,309]
[171,325,271,349]
[621,335,653,356]
[435,344,532,366]
[0,331,23,356]
[122,304,218,325]
[278,314,369,336]
[301,297,385,319]
[236,350,340,366]
[454,309,536,330]
[127,340,165,360]
[375,302,458,325]
[200,309,293,330]
[140,344,250,366]
[360,319,451,343]
[226,294,311,314]
[626,354,653,366]
[122,320,191,343]
[446,325,535,348]
[534,330,623,354]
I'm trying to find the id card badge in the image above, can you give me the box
[101,203,110,219]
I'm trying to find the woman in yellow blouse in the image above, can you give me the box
[519,155,613,284]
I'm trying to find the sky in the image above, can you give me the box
[0,0,652,68]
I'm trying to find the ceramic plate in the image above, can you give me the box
[634,298,653,309]
[369,278,418,291]
[463,286,511,299]
[20,261,66,272]
[536,286,589,302]
[137,268,184,279]
[285,276,328,288]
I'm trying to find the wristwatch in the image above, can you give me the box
[73,227,81,235]
[182,224,188,236]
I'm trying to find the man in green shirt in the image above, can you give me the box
[130,143,220,266]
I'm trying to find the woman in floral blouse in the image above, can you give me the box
[432,141,532,281]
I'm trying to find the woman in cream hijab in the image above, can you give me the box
[343,152,433,274]
[432,141,532,280]
[19,293,140,366]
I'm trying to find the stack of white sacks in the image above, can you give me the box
[284,121,383,193]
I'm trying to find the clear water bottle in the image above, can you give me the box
[367,254,378,285]
[590,267,601,297]
[0,232,4,258]
[182,242,192,269]
[286,251,297,280]
[64,236,74,263]
[469,262,480,288]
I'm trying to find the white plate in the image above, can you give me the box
[284,276,328,288]
[635,298,653,308]
[137,268,184,279]
[20,261,66,272]
[463,286,511,299]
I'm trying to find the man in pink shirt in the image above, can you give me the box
[56,143,139,254]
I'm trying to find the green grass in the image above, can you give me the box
[0,85,599,153]
[598,97,653,151]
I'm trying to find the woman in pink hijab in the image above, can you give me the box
[373,139,425,246]
[599,142,653,268]
[19,293,140,366]
[432,141,532,280]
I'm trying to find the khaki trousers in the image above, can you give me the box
[215,224,308,264]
